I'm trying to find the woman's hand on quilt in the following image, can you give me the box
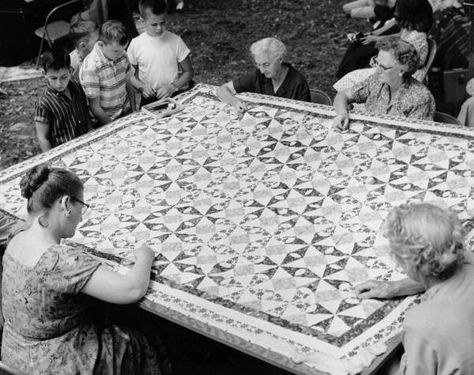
[354,280,397,299]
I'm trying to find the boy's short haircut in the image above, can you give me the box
[41,47,71,72]
[70,19,98,47]
[99,20,128,46]
[139,0,168,18]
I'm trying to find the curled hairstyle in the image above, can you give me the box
[20,165,83,214]
[384,203,465,281]
[139,0,168,18]
[70,19,98,48]
[395,0,433,32]
[376,37,420,77]
[99,20,128,46]
[41,46,71,72]
[250,37,287,61]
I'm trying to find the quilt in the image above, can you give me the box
[1,84,473,375]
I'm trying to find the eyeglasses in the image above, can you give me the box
[371,57,394,71]
[254,61,273,70]
[71,196,90,215]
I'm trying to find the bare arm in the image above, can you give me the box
[174,55,194,90]
[360,19,400,44]
[81,245,155,304]
[216,81,248,113]
[354,278,425,299]
[89,97,112,125]
[35,121,52,152]
[332,88,352,131]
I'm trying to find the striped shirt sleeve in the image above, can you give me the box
[34,100,50,125]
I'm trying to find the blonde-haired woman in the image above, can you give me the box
[378,203,474,374]
[217,37,311,113]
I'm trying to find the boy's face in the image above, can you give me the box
[79,30,99,59]
[44,67,71,92]
[143,10,167,37]
[100,41,126,61]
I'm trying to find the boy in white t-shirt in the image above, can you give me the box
[128,0,194,106]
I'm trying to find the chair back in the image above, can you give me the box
[43,0,83,39]
[433,111,462,125]
[310,89,332,106]
[44,0,83,25]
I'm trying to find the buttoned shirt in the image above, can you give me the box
[34,79,91,148]
[79,42,132,120]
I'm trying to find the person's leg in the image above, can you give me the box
[350,6,376,19]
[343,0,370,14]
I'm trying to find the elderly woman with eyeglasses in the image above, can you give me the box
[1,164,169,374]
[365,203,474,374]
[216,37,311,113]
[333,37,435,131]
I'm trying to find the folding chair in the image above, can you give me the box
[310,89,332,105]
[34,0,84,69]
[433,111,462,125]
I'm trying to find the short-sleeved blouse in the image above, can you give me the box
[350,73,435,120]
[1,244,163,374]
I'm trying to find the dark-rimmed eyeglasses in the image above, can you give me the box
[71,196,90,215]
[371,57,394,71]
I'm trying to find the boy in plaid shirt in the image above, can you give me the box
[80,20,136,125]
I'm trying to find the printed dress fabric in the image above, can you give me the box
[350,73,435,120]
[1,244,163,375]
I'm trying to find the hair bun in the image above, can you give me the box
[19,165,50,199]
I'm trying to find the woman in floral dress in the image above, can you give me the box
[1,164,168,374]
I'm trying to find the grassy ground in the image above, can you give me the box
[0,0,366,171]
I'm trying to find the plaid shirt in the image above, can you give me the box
[34,79,91,148]
[79,42,132,120]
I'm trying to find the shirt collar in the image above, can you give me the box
[93,41,123,65]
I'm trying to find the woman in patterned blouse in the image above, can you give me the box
[333,37,435,131]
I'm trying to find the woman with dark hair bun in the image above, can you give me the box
[2,164,169,374]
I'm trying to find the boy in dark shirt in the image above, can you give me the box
[34,47,92,152]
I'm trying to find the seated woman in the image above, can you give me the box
[333,37,435,131]
[216,37,311,113]
[373,202,474,374]
[428,0,471,112]
[337,0,433,82]
[2,165,168,374]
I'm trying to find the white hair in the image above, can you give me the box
[249,37,287,61]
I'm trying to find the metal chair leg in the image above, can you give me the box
[35,35,46,70]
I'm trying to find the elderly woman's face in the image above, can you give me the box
[253,53,281,78]
[373,50,407,85]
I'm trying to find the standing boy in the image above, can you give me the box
[69,19,99,80]
[34,47,92,152]
[127,0,194,106]
[80,20,136,125]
